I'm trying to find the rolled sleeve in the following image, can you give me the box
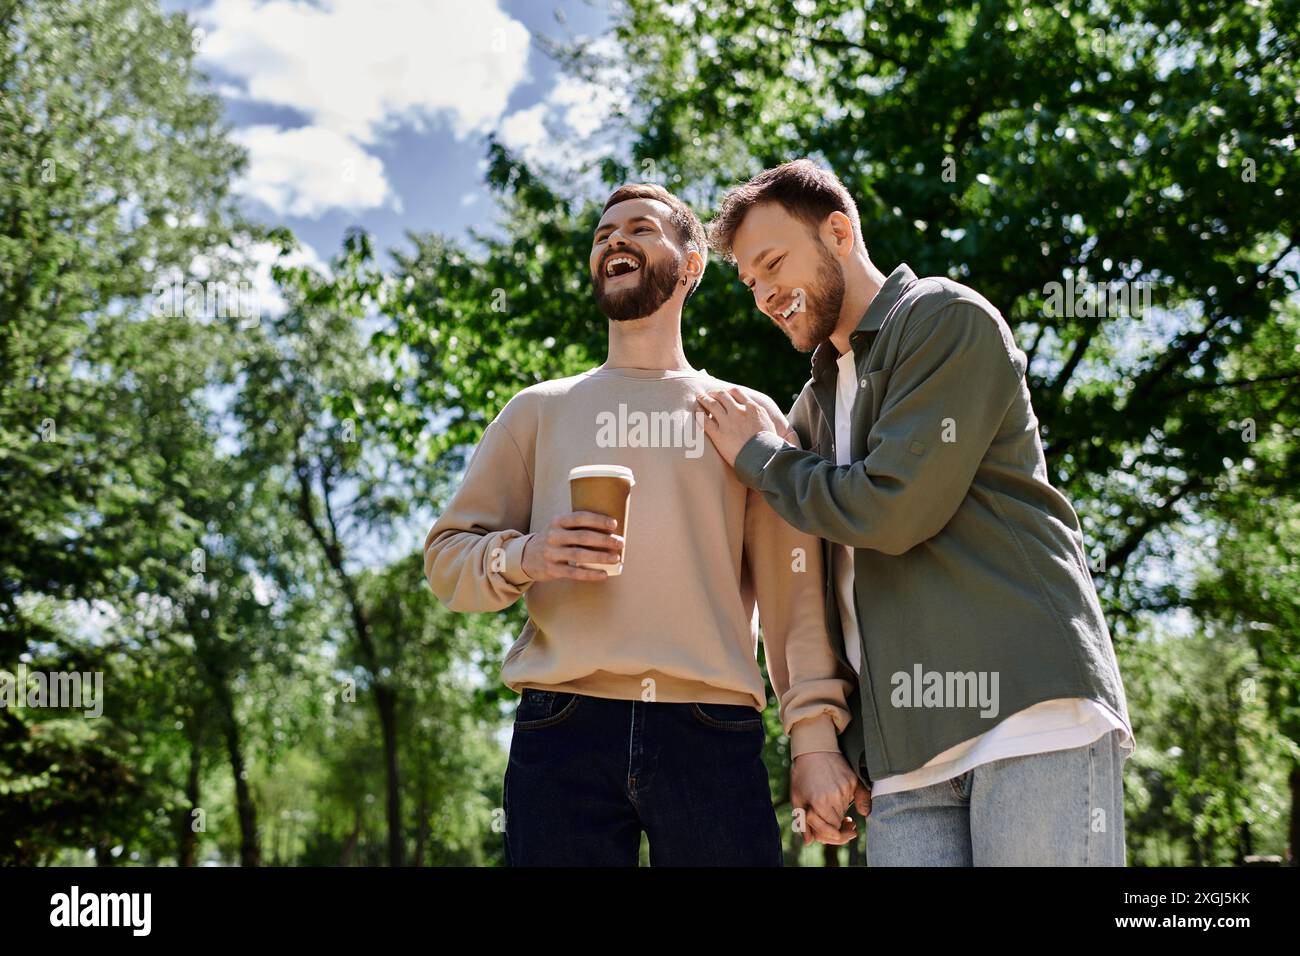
[789,713,843,760]
[499,532,535,587]
[735,429,788,489]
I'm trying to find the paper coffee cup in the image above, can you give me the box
[568,464,634,576]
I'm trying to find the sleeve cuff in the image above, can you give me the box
[499,533,535,587]
[734,430,788,489]
[789,713,842,760]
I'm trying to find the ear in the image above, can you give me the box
[682,247,705,283]
[822,211,856,259]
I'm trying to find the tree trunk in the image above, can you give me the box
[340,806,363,866]
[375,682,402,866]
[785,819,802,867]
[294,459,403,866]
[413,792,429,867]
[847,830,862,866]
[213,675,260,866]
[1289,762,1300,866]
[178,727,202,866]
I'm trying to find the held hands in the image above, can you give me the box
[520,512,625,582]
[696,387,785,467]
[791,751,872,847]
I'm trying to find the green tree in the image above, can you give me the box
[0,0,249,652]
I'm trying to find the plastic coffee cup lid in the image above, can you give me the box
[568,464,635,485]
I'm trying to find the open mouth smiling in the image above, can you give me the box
[603,254,642,279]
[778,288,805,320]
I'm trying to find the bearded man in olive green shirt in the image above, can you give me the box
[697,160,1134,866]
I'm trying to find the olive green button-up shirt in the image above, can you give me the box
[735,263,1131,782]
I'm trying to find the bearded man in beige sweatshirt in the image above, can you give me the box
[423,183,866,866]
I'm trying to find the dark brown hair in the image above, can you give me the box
[601,183,707,297]
[707,159,863,263]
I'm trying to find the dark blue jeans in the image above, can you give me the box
[503,689,783,866]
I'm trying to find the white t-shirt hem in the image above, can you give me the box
[869,698,1135,797]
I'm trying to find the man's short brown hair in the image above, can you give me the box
[707,159,863,263]
[601,183,707,297]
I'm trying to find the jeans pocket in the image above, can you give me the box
[514,689,581,731]
[689,701,763,732]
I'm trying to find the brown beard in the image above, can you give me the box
[593,249,683,322]
[786,243,844,352]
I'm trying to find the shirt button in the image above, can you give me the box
[860,378,868,388]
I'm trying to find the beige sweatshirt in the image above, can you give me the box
[422,365,854,758]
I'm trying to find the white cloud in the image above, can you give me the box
[170,233,330,324]
[196,0,532,217]
[198,0,531,144]
[498,103,549,156]
[496,36,625,173]
[241,236,331,320]
[231,125,397,217]
[548,73,621,139]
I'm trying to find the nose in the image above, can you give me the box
[758,282,778,314]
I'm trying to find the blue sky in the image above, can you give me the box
[161,0,615,270]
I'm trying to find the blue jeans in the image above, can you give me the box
[503,689,783,866]
[865,728,1129,866]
